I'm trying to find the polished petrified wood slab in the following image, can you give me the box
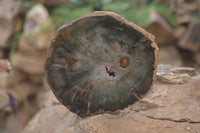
[45,11,158,117]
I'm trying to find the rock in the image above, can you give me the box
[157,73,189,84]
[165,1,199,16]
[0,59,12,72]
[7,69,39,103]
[0,50,5,59]
[11,53,44,75]
[175,26,187,39]
[181,2,199,14]
[157,65,198,83]
[0,71,10,89]
[158,45,182,67]
[7,70,27,88]
[177,15,194,25]
[8,5,52,125]
[0,89,9,109]
[22,66,200,133]
[19,3,53,56]
[198,0,200,12]
[39,90,60,108]
[141,78,200,123]
[0,0,21,21]
[11,4,50,73]
[170,67,198,77]
[23,105,200,133]
[0,60,11,108]
[195,52,200,64]
[8,81,41,105]
[0,0,22,48]
[34,0,69,7]
[179,22,200,52]
[157,64,172,74]
[0,19,13,49]
[22,105,82,133]
[13,3,53,85]
[5,100,38,133]
[178,22,200,64]
[145,10,177,46]
[23,3,49,35]
[18,34,50,58]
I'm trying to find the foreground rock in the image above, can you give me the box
[23,65,200,133]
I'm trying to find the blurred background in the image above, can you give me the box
[0,0,200,133]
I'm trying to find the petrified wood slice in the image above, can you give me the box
[45,11,158,117]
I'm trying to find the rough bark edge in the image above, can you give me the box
[45,11,159,117]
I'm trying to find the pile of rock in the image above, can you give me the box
[179,22,200,64]
[0,0,22,58]
[145,0,200,68]
[0,3,54,133]
[9,3,53,105]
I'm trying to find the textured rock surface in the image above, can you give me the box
[23,65,200,133]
